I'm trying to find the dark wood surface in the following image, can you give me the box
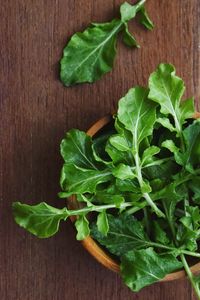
[1,1,200,299]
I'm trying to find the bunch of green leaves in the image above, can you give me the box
[13,63,200,299]
[60,0,154,86]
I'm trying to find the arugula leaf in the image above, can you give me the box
[180,98,195,125]
[60,164,112,196]
[109,134,130,152]
[94,185,125,206]
[122,23,139,48]
[112,163,135,180]
[141,146,160,166]
[152,221,170,245]
[156,117,176,132]
[105,140,133,165]
[92,131,114,164]
[120,2,138,22]
[138,6,154,30]
[120,248,183,292]
[118,87,157,149]
[60,0,153,86]
[116,178,140,194]
[75,215,90,240]
[91,214,150,256]
[161,140,183,166]
[97,210,109,236]
[182,120,200,171]
[148,63,195,135]
[12,202,68,238]
[60,19,122,86]
[61,129,99,169]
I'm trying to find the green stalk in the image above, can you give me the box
[180,254,200,300]
[150,243,200,258]
[66,201,133,217]
[135,0,146,12]
[134,152,165,218]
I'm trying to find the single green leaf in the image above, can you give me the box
[60,164,112,196]
[92,144,112,165]
[138,6,154,30]
[75,215,90,240]
[94,184,125,206]
[141,146,160,166]
[60,19,123,86]
[149,178,165,192]
[122,23,139,48]
[92,131,114,165]
[118,86,157,150]
[156,117,176,132]
[12,202,68,238]
[116,178,140,194]
[91,214,152,256]
[60,129,98,169]
[120,0,146,23]
[97,210,109,236]
[105,140,133,165]
[120,2,137,22]
[161,140,183,165]
[144,159,178,181]
[152,221,170,245]
[140,181,152,194]
[182,120,200,171]
[180,98,195,125]
[156,183,183,223]
[109,134,130,151]
[112,163,135,180]
[120,248,182,292]
[148,63,194,133]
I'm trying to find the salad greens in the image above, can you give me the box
[13,63,200,298]
[60,0,153,86]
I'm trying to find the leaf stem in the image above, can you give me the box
[135,0,146,13]
[66,202,133,217]
[180,254,200,300]
[134,152,165,218]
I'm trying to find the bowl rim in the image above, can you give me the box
[68,112,200,282]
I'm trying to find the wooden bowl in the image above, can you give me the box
[67,112,200,281]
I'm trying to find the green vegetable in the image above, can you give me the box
[60,0,153,86]
[75,215,90,240]
[121,248,183,291]
[12,202,69,238]
[12,63,200,299]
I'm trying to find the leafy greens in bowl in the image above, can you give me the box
[13,63,200,298]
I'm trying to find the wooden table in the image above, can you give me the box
[1,1,200,299]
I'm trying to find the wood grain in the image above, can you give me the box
[0,1,199,299]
